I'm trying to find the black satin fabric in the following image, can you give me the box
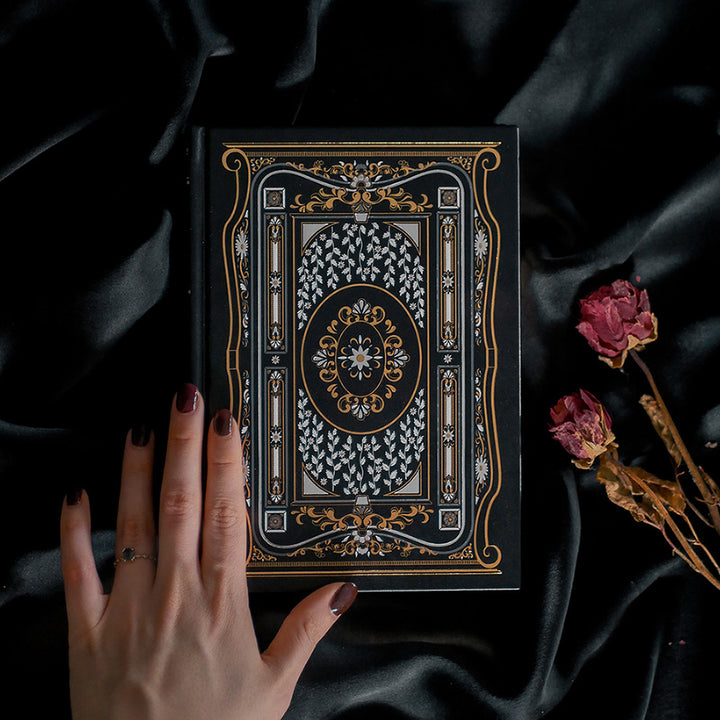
[2,1,719,717]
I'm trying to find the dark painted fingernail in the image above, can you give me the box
[330,582,358,616]
[66,487,83,506]
[213,409,233,436]
[131,424,151,447]
[176,383,198,413]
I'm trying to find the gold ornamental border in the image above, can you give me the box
[471,147,503,570]
[220,141,505,574]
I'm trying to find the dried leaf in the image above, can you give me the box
[639,394,683,468]
[596,455,664,529]
[624,465,686,516]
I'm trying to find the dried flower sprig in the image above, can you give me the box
[550,280,720,590]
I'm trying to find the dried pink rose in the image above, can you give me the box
[549,390,616,469]
[577,280,658,368]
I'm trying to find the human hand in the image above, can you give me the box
[60,384,357,720]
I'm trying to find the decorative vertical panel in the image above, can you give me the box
[266,215,285,351]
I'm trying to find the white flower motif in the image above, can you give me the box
[351,298,372,317]
[350,172,372,190]
[269,272,282,294]
[269,426,282,447]
[350,399,371,420]
[235,229,248,259]
[386,347,408,368]
[443,354,453,364]
[475,227,488,257]
[349,345,372,373]
[475,456,489,485]
[339,336,382,379]
[271,355,280,365]
[311,348,331,369]
[341,526,380,556]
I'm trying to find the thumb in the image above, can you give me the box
[261,582,358,684]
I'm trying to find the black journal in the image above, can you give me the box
[191,128,520,590]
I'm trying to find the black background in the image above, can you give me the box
[1,1,719,718]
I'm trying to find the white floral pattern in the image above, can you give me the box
[297,222,425,329]
[297,388,425,496]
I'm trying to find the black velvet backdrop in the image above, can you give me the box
[1,1,719,717]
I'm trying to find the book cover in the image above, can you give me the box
[191,128,520,591]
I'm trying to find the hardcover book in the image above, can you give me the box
[190,128,520,591]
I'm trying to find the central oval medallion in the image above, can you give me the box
[301,284,422,434]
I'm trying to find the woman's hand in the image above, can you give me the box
[60,384,357,720]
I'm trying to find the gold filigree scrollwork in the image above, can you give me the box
[311,298,409,422]
[288,536,438,559]
[447,156,474,172]
[249,157,275,174]
[473,212,488,347]
[474,368,488,499]
[292,503,432,531]
[240,370,251,456]
[289,504,435,558]
[287,159,435,182]
[234,214,251,348]
[250,548,278,562]
[448,545,475,561]
[291,186,431,215]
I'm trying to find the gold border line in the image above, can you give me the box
[223,141,502,149]
[221,147,251,414]
[471,147,503,570]
[221,142,509,577]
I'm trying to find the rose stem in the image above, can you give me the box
[623,463,720,591]
[629,349,720,535]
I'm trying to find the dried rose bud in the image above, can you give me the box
[577,280,658,368]
[549,390,616,469]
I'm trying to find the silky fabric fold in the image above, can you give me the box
[1,1,718,718]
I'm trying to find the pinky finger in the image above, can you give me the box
[60,489,107,638]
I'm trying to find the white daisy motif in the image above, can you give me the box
[475,227,488,257]
[475,456,489,485]
[339,335,382,379]
[269,426,282,447]
[235,229,248,259]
